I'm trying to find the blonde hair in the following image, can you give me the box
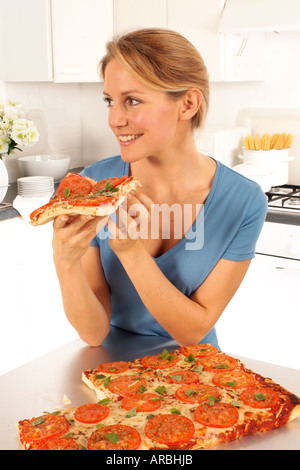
[99,28,209,130]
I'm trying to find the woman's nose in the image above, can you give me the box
[108,105,128,128]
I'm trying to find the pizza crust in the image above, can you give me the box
[288,403,300,423]
[30,177,141,226]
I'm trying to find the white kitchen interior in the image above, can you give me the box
[0,0,300,375]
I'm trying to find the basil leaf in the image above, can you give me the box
[154,385,166,395]
[169,374,182,382]
[138,384,147,394]
[184,354,196,363]
[170,408,181,415]
[98,398,111,405]
[159,349,176,362]
[105,433,120,444]
[64,187,71,197]
[225,380,237,387]
[185,388,195,398]
[192,365,203,374]
[96,374,106,380]
[103,376,111,388]
[207,395,221,406]
[231,400,240,408]
[32,417,46,426]
[214,364,229,369]
[126,407,137,418]
[254,393,266,401]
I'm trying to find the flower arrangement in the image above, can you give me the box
[0,99,39,159]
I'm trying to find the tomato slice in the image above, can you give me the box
[87,424,141,450]
[212,369,257,390]
[122,393,162,412]
[74,403,109,424]
[175,383,220,404]
[56,173,93,198]
[140,353,178,370]
[196,353,238,373]
[180,344,219,358]
[19,414,70,446]
[107,376,147,397]
[240,386,280,409]
[97,361,129,374]
[194,402,239,428]
[92,176,127,193]
[36,437,81,450]
[167,370,200,384]
[145,414,195,445]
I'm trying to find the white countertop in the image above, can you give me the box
[1,327,299,451]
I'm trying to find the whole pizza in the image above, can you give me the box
[17,345,300,450]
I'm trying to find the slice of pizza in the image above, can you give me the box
[29,173,141,226]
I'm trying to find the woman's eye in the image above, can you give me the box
[103,97,114,107]
[126,97,140,106]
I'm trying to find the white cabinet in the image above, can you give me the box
[216,254,300,370]
[0,0,113,83]
[167,0,225,82]
[0,218,78,376]
[0,0,53,82]
[113,0,166,32]
[0,0,265,83]
[114,0,265,82]
[51,0,113,83]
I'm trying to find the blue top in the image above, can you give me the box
[81,155,267,348]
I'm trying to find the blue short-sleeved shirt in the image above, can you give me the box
[81,155,267,348]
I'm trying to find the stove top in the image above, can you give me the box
[266,185,300,213]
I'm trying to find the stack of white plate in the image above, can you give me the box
[17,176,54,197]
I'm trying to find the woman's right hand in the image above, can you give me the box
[52,214,109,269]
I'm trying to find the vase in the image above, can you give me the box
[0,157,9,203]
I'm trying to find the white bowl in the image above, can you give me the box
[18,154,70,182]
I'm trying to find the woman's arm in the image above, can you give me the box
[52,214,111,346]
[110,237,250,346]
[108,193,251,346]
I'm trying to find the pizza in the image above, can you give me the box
[16,344,300,450]
[29,172,141,226]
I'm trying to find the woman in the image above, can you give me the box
[52,29,267,348]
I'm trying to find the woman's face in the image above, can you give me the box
[103,60,183,163]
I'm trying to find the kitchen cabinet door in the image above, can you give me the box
[113,0,166,32]
[20,222,78,361]
[0,218,78,375]
[0,218,27,375]
[0,0,52,82]
[167,0,225,82]
[167,0,265,82]
[51,0,113,82]
[216,254,300,370]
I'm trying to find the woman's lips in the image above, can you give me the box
[118,134,143,145]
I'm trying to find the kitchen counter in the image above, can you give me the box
[1,326,299,451]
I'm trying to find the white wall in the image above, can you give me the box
[2,82,82,181]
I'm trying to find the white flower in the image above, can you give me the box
[0,99,39,157]
[0,130,9,154]
[10,118,39,147]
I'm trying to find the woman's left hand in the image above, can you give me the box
[107,190,152,255]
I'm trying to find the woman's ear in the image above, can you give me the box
[179,88,203,122]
